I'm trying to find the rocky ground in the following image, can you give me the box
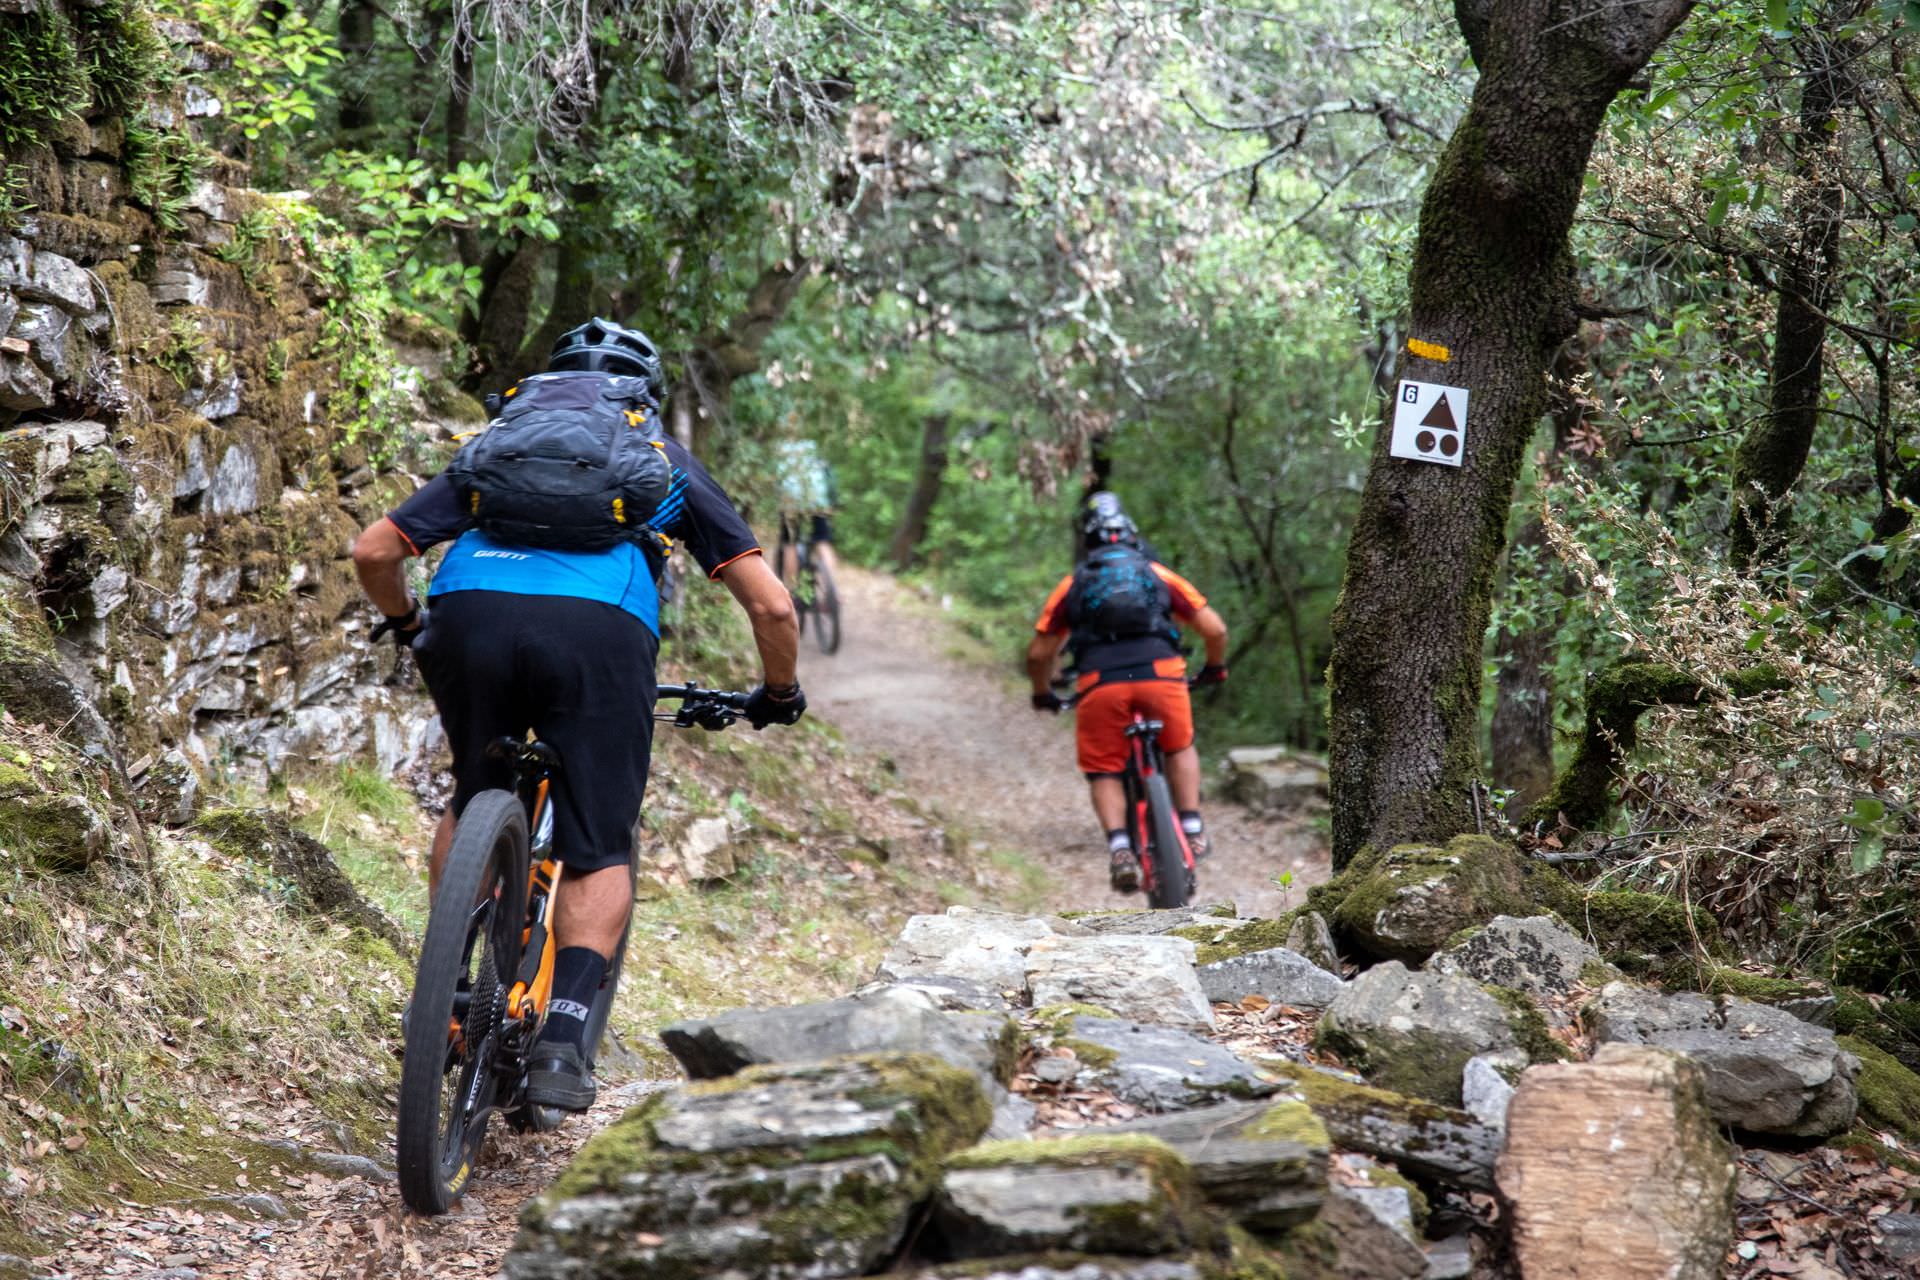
[504,834,1920,1280]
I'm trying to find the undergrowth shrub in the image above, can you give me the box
[1542,475,1920,994]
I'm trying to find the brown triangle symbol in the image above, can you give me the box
[1419,393,1457,432]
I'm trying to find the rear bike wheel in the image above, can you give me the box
[810,555,842,655]
[1141,773,1193,910]
[397,791,528,1215]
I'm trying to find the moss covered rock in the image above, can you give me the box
[193,807,407,952]
[1837,1036,1920,1144]
[1258,1061,1500,1191]
[511,1053,992,1280]
[1104,1098,1330,1233]
[934,1135,1221,1259]
[0,728,119,872]
[1314,961,1525,1105]
[1304,836,1540,965]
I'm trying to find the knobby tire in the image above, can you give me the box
[1142,773,1192,910]
[396,791,528,1215]
[810,556,842,656]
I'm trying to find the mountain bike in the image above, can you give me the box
[395,682,752,1216]
[780,516,842,656]
[1056,681,1199,911]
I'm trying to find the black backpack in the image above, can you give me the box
[1066,543,1174,647]
[446,371,672,557]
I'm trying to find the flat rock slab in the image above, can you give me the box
[1196,946,1344,1010]
[879,908,1061,994]
[856,974,1012,1012]
[661,985,1016,1088]
[1314,961,1520,1105]
[1098,1097,1329,1231]
[1027,935,1214,1032]
[1063,905,1240,936]
[506,1054,989,1280]
[934,1136,1209,1258]
[912,1260,1203,1280]
[1066,1015,1277,1112]
[1259,1061,1501,1191]
[1430,914,1605,998]
[1223,746,1328,812]
[1497,1044,1735,1280]
[1588,982,1860,1137]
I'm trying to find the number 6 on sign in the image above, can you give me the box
[1389,380,1470,468]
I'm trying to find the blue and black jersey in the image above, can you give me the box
[385,439,761,637]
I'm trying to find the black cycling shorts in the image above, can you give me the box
[414,590,657,872]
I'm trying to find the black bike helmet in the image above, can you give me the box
[1082,490,1140,548]
[548,317,665,397]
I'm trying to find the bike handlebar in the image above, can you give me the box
[656,682,754,731]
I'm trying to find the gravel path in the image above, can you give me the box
[803,566,1331,917]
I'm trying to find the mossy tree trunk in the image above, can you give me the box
[889,414,950,570]
[1727,19,1852,569]
[1522,661,1705,832]
[1326,0,1695,868]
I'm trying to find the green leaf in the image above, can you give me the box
[1852,796,1886,824]
[1706,187,1732,227]
[1855,731,1875,751]
[1766,0,1790,31]
[1895,213,1918,233]
[1744,631,1767,651]
[1852,834,1885,874]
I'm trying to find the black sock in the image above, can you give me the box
[538,946,607,1049]
[1179,810,1204,835]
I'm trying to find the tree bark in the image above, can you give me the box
[1325,0,1694,868]
[663,258,811,452]
[1728,22,1851,569]
[889,414,950,570]
[336,0,377,135]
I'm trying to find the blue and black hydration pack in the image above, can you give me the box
[447,371,672,563]
[1065,542,1176,651]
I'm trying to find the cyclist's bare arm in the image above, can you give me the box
[1190,605,1228,667]
[1027,630,1068,694]
[352,517,416,616]
[720,553,800,686]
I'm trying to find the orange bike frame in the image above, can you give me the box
[506,779,562,1021]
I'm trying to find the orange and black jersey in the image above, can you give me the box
[1034,561,1208,678]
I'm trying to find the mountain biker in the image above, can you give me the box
[774,437,839,589]
[1026,492,1229,893]
[349,317,804,1112]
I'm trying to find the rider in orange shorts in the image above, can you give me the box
[1027,492,1229,892]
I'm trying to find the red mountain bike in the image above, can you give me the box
[395,682,751,1215]
[1058,684,1199,910]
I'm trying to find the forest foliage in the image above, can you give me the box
[3,0,1920,990]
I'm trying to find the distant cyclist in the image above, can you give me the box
[351,318,804,1113]
[774,437,839,588]
[1027,492,1228,892]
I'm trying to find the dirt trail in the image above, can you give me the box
[803,566,1330,917]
